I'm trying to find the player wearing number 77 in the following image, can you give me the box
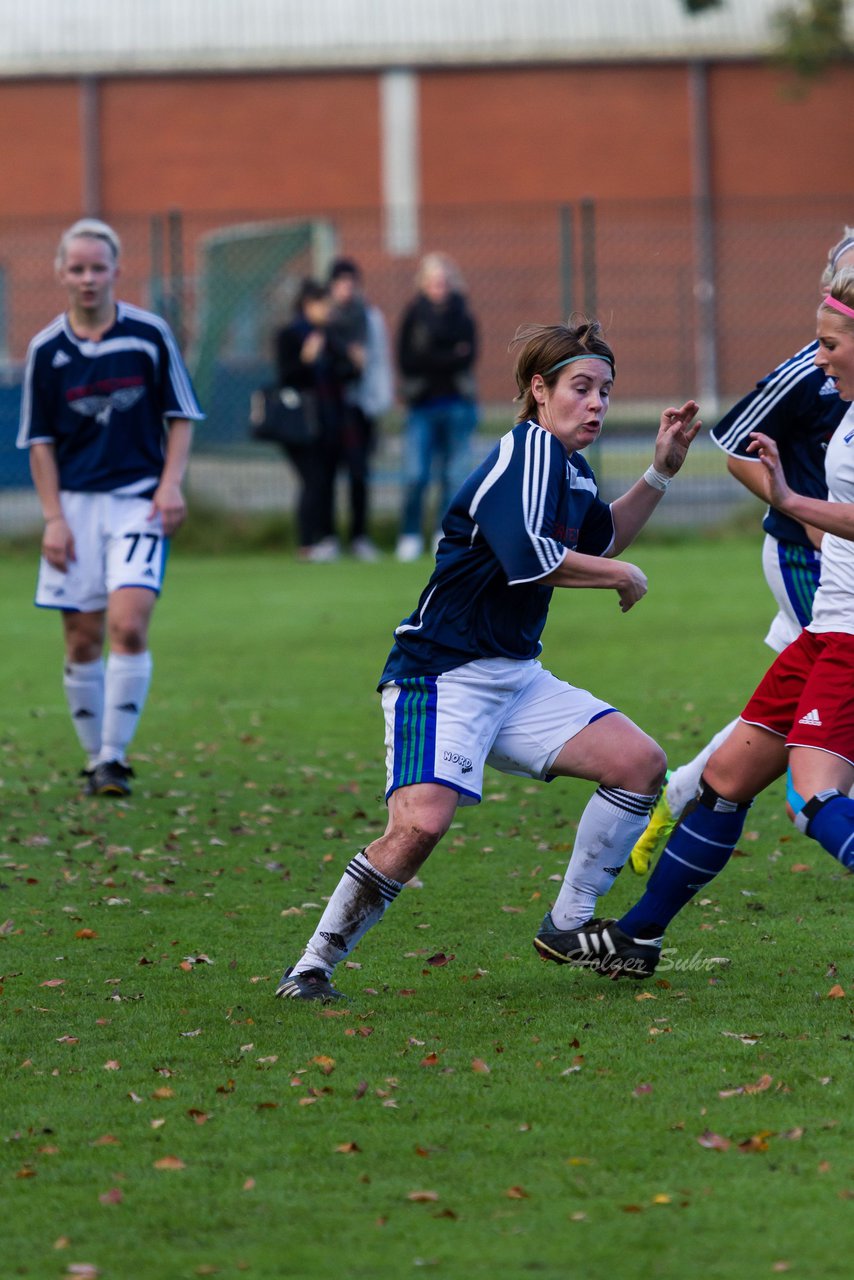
[17,218,204,796]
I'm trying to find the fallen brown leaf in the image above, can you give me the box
[697,1129,731,1151]
[407,1190,439,1202]
[738,1130,774,1153]
[153,1155,186,1170]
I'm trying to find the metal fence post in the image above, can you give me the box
[580,197,597,318]
[168,208,184,347]
[559,202,574,320]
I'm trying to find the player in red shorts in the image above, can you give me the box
[535,266,854,978]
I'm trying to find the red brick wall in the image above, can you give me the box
[98,73,380,214]
[1,62,851,221]
[420,65,695,204]
[0,81,82,215]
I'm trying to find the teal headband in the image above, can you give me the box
[544,354,614,376]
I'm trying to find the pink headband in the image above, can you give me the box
[823,295,854,321]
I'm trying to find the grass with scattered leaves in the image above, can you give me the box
[0,538,850,1280]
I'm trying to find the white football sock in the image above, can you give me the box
[293,850,405,977]
[98,650,152,765]
[665,719,739,816]
[63,658,105,768]
[550,786,657,929]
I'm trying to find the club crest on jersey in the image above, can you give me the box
[69,385,146,425]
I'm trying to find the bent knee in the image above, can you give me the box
[402,818,449,854]
[610,741,667,795]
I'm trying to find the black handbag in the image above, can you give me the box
[249,386,321,446]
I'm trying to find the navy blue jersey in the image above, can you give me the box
[711,341,846,548]
[17,302,204,496]
[379,420,615,684]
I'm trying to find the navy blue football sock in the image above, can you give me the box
[796,790,854,869]
[619,783,750,939]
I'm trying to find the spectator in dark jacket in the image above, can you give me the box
[395,253,479,561]
[275,279,359,561]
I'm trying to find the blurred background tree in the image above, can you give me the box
[680,0,851,79]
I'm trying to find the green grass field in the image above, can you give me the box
[1,537,851,1280]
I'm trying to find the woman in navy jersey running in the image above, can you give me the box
[275,317,700,1001]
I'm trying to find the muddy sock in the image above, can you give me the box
[292,849,405,977]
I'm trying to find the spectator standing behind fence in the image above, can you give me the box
[16,217,204,797]
[327,258,394,561]
[395,253,479,562]
[275,279,360,562]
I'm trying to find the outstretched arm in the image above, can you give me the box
[748,431,854,541]
[727,454,824,549]
[609,400,702,553]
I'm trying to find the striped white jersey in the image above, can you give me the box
[379,419,615,683]
[711,340,846,548]
[809,405,854,635]
[17,301,204,497]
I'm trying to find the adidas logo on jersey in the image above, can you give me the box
[819,377,838,396]
[52,349,72,368]
[798,708,822,727]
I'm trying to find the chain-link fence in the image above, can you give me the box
[1,194,849,532]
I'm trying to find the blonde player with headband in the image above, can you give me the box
[630,227,854,875]
[546,269,854,980]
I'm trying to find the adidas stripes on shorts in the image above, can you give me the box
[35,491,167,612]
[741,628,854,766]
[761,534,822,654]
[381,656,616,805]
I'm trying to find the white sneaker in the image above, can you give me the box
[395,534,424,563]
[301,537,340,563]
[351,537,381,562]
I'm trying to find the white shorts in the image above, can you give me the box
[761,534,822,653]
[35,492,167,613]
[381,656,616,806]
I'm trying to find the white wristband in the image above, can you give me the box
[643,465,671,492]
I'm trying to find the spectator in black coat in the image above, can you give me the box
[275,279,359,560]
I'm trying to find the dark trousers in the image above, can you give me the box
[339,407,375,542]
[283,424,339,548]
